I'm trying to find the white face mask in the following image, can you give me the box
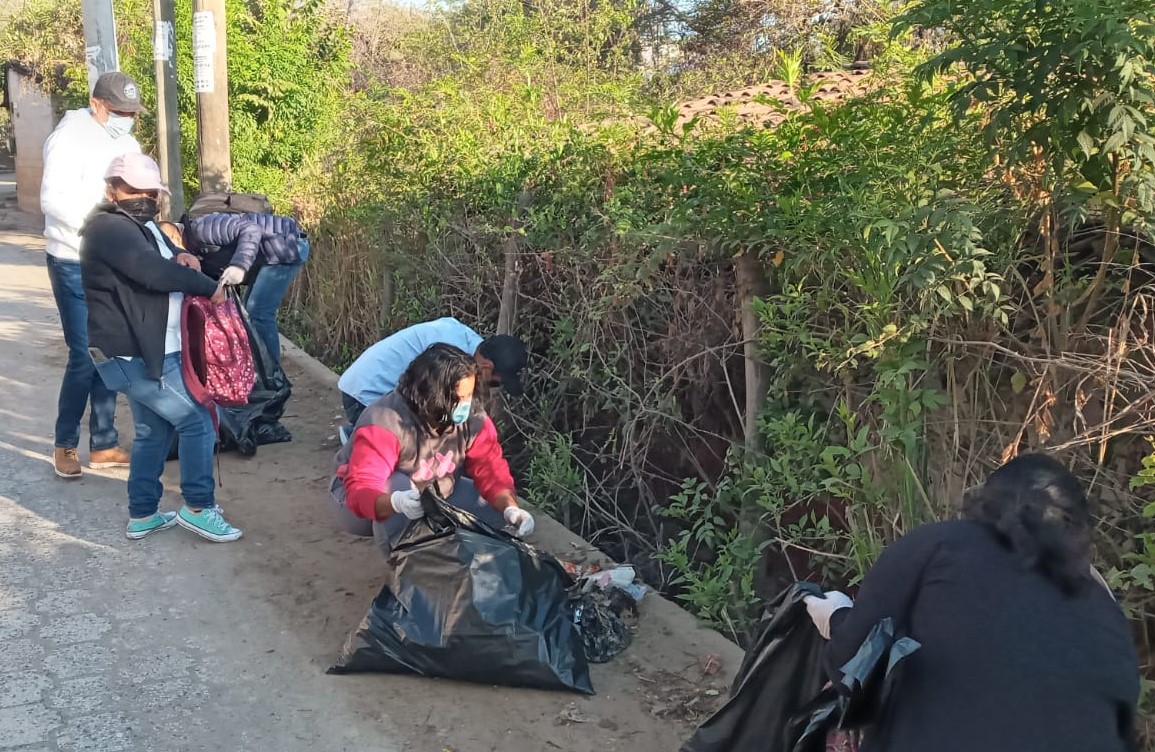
[103,112,135,139]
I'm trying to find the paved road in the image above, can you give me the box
[0,229,400,750]
[0,180,741,752]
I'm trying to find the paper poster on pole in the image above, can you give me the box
[153,21,173,62]
[85,45,101,93]
[192,11,215,93]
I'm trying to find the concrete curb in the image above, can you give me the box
[277,333,747,681]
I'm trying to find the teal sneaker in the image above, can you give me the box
[176,506,243,543]
[126,511,178,540]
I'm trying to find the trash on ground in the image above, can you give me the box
[699,653,724,678]
[630,658,726,725]
[565,562,649,664]
[555,702,593,725]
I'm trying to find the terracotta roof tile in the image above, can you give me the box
[671,68,876,131]
[585,70,875,135]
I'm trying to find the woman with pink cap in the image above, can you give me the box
[80,152,244,543]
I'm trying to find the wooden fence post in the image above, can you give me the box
[497,191,533,335]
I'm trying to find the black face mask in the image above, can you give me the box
[117,197,159,223]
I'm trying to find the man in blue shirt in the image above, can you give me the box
[337,318,527,436]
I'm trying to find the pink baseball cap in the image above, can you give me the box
[104,152,169,194]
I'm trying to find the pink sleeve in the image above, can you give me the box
[464,417,516,503]
[340,425,402,520]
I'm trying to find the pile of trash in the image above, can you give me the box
[567,563,647,664]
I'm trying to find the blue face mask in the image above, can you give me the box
[103,113,135,139]
[451,401,472,426]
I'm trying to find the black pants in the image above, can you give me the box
[341,392,367,425]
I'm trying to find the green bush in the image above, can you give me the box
[116,0,351,206]
[0,0,352,207]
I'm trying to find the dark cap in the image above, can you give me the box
[91,71,146,114]
[479,335,528,396]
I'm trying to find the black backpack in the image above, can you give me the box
[184,191,273,219]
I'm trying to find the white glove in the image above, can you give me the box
[390,489,424,520]
[219,265,246,286]
[504,506,535,537]
[803,590,854,639]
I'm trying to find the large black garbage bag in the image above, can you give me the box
[683,583,921,752]
[682,583,828,752]
[216,290,291,456]
[791,618,920,752]
[328,490,594,695]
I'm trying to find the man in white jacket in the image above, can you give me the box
[41,71,143,478]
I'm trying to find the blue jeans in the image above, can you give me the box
[341,392,366,425]
[45,255,119,451]
[94,354,215,518]
[245,263,301,368]
[245,237,307,367]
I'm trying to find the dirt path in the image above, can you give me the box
[0,188,742,752]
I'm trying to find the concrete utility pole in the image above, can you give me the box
[152,0,184,218]
[192,0,232,192]
[81,0,119,92]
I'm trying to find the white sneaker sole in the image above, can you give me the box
[89,461,131,469]
[126,515,179,540]
[176,514,243,543]
[54,467,82,479]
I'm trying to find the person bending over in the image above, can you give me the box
[804,453,1139,752]
[327,343,533,555]
[336,317,527,443]
[183,211,308,367]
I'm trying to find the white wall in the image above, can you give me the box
[7,68,56,216]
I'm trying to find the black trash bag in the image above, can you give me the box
[572,587,634,663]
[791,618,920,752]
[216,289,291,456]
[682,582,828,752]
[328,489,595,695]
[683,583,921,752]
[165,289,291,460]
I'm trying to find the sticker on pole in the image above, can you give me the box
[193,11,215,94]
[85,45,102,93]
[154,21,174,62]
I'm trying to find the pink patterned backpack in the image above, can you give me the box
[181,295,256,410]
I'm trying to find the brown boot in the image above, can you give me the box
[90,446,131,469]
[53,448,82,479]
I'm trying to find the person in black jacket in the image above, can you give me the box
[81,153,243,543]
[804,453,1140,752]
